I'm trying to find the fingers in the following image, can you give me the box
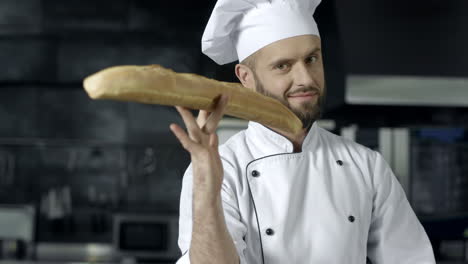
[196,110,210,128]
[169,123,197,152]
[172,94,229,152]
[175,106,203,142]
[203,95,229,134]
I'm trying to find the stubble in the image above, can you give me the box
[253,73,324,129]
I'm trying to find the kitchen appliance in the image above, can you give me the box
[338,0,468,107]
[0,204,35,259]
[341,125,468,215]
[113,213,179,261]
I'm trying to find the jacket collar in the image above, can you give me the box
[246,121,320,154]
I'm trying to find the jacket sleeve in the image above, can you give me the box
[176,158,248,264]
[366,151,436,264]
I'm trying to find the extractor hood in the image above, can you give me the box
[335,0,468,106]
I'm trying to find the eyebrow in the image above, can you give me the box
[268,47,322,68]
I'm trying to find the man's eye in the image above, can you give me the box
[276,64,288,70]
[307,56,318,64]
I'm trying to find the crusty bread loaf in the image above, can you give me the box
[83,65,302,134]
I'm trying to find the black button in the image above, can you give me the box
[251,170,260,177]
[336,160,343,166]
[348,215,355,222]
[265,228,274,236]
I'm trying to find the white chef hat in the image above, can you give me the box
[202,0,322,65]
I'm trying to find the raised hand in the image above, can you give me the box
[170,95,229,202]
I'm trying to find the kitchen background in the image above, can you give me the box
[0,0,467,263]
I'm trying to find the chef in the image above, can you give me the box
[170,0,436,263]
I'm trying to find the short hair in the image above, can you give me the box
[240,50,259,71]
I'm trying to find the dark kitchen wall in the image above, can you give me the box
[335,0,468,77]
[0,0,220,140]
[0,0,231,220]
[1,0,349,140]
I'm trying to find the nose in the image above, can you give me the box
[292,63,316,88]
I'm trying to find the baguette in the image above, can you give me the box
[83,65,302,134]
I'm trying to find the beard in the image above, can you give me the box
[253,74,324,129]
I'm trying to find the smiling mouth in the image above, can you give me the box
[288,91,318,98]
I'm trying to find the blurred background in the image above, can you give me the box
[0,0,467,263]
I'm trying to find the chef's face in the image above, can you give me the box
[237,35,325,129]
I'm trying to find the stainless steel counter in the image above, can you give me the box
[34,242,116,262]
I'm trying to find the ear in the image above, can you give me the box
[235,64,256,90]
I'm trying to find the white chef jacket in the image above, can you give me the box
[176,121,435,264]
